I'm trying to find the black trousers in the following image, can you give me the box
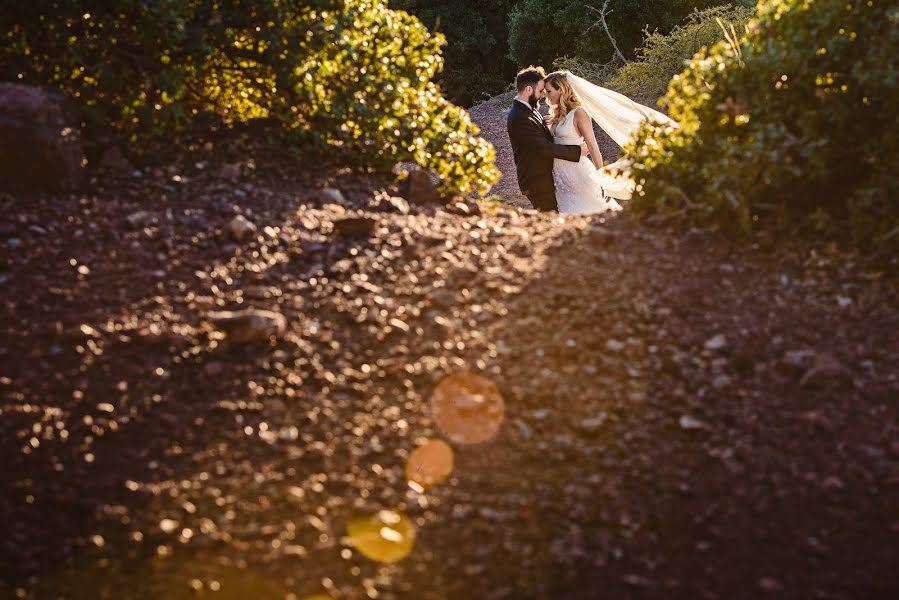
[526,190,558,212]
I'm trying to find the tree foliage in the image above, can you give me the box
[627,0,899,248]
[0,0,499,194]
[607,4,754,99]
[391,0,520,106]
[508,0,741,76]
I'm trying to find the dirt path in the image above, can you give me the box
[1,138,897,599]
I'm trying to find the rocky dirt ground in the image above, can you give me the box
[1,122,898,600]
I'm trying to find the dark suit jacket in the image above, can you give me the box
[506,99,582,197]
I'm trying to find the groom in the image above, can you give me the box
[507,66,587,212]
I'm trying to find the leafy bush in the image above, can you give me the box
[0,0,499,194]
[627,0,899,249]
[507,0,731,76]
[607,4,754,99]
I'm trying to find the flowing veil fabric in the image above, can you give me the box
[563,71,678,200]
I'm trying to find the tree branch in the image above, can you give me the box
[587,1,627,64]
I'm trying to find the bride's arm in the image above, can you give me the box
[574,107,603,170]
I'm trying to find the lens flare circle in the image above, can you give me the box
[347,510,415,564]
[406,439,454,489]
[430,372,505,445]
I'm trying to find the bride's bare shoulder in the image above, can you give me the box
[572,105,590,125]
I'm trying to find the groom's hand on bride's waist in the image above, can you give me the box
[580,142,589,156]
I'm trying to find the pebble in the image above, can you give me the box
[228,215,257,241]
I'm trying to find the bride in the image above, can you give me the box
[542,70,676,215]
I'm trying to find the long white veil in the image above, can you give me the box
[562,71,678,200]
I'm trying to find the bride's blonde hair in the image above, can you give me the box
[544,71,580,127]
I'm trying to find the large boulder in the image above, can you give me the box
[0,83,84,192]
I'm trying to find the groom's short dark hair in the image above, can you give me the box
[516,66,546,92]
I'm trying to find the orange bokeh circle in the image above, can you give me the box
[430,372,505,445]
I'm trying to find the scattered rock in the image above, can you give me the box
[319,187,346,204]
[577,414,607,433]
[679,415,709,430]
[135,327,188,349]
[799,352,851,388]
[756,577,784,592]
[605,339,626,351]
[98,146,133,173]
[712,374,732,389]
[404,169,440,204]
[228,215,257,241]
[446,199,480,216]
[207,308,287,344]
[0,82,84,191]
[369,192,411,215]
[204,361,224,377]
[704,334,728,351]
[334,217,376,238]
[219,163,241,180]
[245,285,281,300]
[126,211,154,229]
[781,349,816,371]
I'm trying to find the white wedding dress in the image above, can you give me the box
[549,71,679,214]
[552,107,622,215]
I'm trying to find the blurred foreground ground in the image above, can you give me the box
[1,139,897,599]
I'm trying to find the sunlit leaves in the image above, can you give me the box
[626,0,899,249]
[0,0,499,194]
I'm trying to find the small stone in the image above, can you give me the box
[245,285,280,300]
[319,187,346,204]
[578,414,607,433]
[334,217,375,238]
[371,193,410,214]
[204,361,223,377]
[799,352,850,388]
[228,215,257,241]
[711,374,731,389]
[446,199,480,216]
[219,163,241,180]
[782,349,816,370]
[207,308,287,344]
[679,415,708,430]
[704,334,727,351]
[99,146,133,173]
[756,577,783,592]
[404,169,440,204]
[126,211,153,228]
[822,475,844,490]
[606,339,625,351]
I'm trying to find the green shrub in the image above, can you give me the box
[0,0,499,194]
[508,0,731,77]
[607,4,754,99]
[628,0,899,249]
